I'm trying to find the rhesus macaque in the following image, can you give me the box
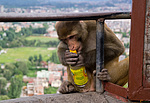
[55,20,129,94]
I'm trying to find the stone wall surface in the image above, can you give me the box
[0,92,131,103]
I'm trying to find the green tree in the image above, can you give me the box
[9,39,23,48]
[38,54,43,63]
[34,55,38,62]
[14,69,23,75]
[8,75,23,99]
[49,51,60,64]
[0,66,2,73]
[0,73,3,77]
[21,27,32,37]
[0,77,7,95]
[28,56,33,65]
[15,61,28,75]
[0,46,2,51]
[43,23,49,29]
[35,40,41,47]
[1,88,7,95]
[6,31,16,41]
[33,28,46,34]
[5,63,16,74]
[0,95,10,100]
[3,69,13,81]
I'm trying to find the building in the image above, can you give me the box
[22,77,47,97]
[122,37,130,44]
[23,76,35,83]
[51,79,62,87]
[48,62,67,71]
[37,70,50,79]
[27,83,34,96]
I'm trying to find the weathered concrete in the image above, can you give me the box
[0,92,130,103]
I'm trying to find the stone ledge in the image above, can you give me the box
[0,92,130,103]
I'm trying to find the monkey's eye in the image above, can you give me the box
[78,37,82,41]
[69,35,75,39]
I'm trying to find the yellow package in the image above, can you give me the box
[70,66,88,86]
[70,50,77,54]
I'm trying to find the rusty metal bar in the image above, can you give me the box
[96,18,105,93]
[0,12,131,22]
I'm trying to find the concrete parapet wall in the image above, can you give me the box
[0,92,130,103]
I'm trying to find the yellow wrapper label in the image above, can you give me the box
[70,50,77,54]
[70,66,88,86]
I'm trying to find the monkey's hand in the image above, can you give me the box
[75,51,84,66]
[97,69,111,81]
[58,81,77,94]
[65,50,79,66]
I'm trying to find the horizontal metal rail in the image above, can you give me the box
[0,12,131,22]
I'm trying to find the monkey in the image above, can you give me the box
[55,20,129,94]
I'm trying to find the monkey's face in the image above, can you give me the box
[55,21,88,51]
[61,34,83,51]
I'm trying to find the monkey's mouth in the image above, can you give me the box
[69,46,82,52]
[77,46,82,51]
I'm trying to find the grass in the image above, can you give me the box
[123,83,128,88]
[44,86,58,94]
[25,36,59,42]
[27,70,37,77]
[0,47,56,64]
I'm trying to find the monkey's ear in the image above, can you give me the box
[55,21,60,30]
[79,20,87,29]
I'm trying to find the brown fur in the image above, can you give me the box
[55,20,129,93]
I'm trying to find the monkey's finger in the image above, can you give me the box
[66,58,78,62]
[101,69,108,72]
[97,76,108,81]
[66,62,77,65]
[59,87,65,94]
[66,50,70,52]
[97,72,108,76]
[78,51,82,54]
[68,85,75,92]
[97,74,110,81]
[65,53,78,58]
[97,74,107,78]
[93,70,96,76]
[66,58,79,62]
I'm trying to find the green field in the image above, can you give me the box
[0,47,56,64]
[25,36,59,42]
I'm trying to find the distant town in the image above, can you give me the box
[0,0,131,100]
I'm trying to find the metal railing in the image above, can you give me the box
[0,12,130,22]
[0,12,131,93]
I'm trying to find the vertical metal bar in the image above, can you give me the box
[96,18,105,93]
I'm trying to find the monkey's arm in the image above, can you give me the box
[104,23,125,63]
[106,57,129,86]
[83,50,96,72]
[97,57,129,86]
[57,42,69,66]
